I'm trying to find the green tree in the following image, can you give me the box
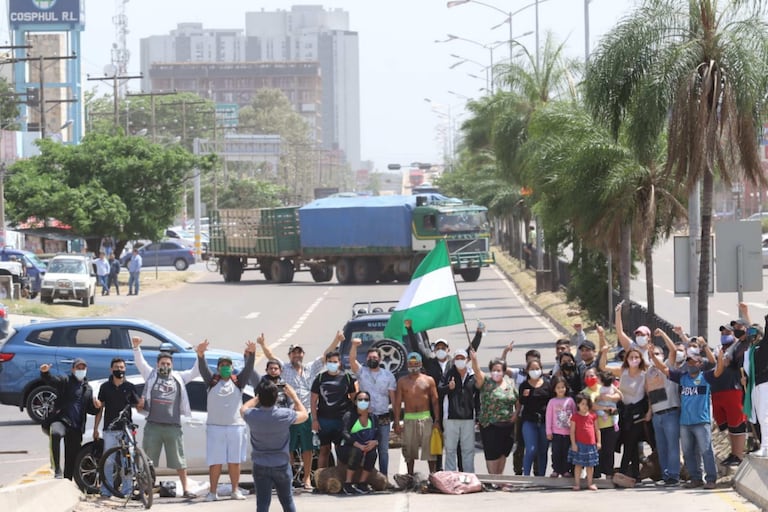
[5,133,199,253]
[0,77,20,129]
[584,0,768,334]
[211,177,286,209]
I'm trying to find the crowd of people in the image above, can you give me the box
[40,306,767,510]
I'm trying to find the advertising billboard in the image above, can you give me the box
[8,0,82,28]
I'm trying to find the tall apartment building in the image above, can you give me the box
[140,6,361,169]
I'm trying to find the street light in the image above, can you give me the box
[438,35,506,93]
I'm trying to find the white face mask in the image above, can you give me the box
[490,371,503,382]
[635,335,648,347]
[528,369,542,379]
[675,350,685,363]
[74,369,87,381]
[435,349,448,360]
[454,359,467,370]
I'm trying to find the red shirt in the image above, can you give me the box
[571,411,597,444]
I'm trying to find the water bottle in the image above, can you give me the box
[312,431,320,449]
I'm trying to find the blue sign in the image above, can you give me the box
[9,0,82,27]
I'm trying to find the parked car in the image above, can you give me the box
[747,212,768,221]
[762,234,768,267]
[0,317,245,422]
[0,303,8,340]
[120,240,195,271]
[72,375,255,492]
[0,247,47,297]
[167,227,209,259]
[40,254,97,307]
[338,301,433,379]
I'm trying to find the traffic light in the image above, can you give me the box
[26,87,39,107]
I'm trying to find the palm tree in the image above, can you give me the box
[584,0,768,335]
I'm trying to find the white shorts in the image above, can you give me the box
[206,424,247,466]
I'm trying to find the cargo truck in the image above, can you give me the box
[208,194,492,284]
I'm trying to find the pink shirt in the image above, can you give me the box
[546,396,576,436]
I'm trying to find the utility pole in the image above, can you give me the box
[86,72,142,127]
[126,90,177,142]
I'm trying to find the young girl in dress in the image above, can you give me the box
[568,392,601,491]
[546,375,575,477]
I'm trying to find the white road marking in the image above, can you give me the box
[273,288,332,348]
[664,289,674,294]
[244,312,261,319]
[463,303,477,309]
[747,302,768,310]
[717,310,730,317]
[491,266,561,337]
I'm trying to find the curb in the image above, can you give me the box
[0,478,81,512]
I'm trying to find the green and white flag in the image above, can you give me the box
[383,239,464,339]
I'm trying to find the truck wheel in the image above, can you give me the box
[279,260,295,283]
[336,258,356,284]
[395,272,411,283]
[372,339,407,375]
[378,268,396,283]
[270,260,284,283]
[26,385,57,423]
[81,295,89,308]
[353,258,379,284]
[459,268,481,282]
[223,257,242,282]
[310,264,333,283]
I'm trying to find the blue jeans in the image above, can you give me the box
[377,419,391,475]
[98,275,108,294]
[522,421,549,476]
[652,409,681,480]
[100,431,130,496]
[128,272,140,295]
[680,423,717,483]
[253,463,295,512]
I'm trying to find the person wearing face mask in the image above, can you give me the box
[599,346,649,482]
[650,348,725,489]
[311,350,357,469]
[471,350,518,475]
[198,340,256,501]
[348,339,396,479]
[437,349,477,473]
[40,358,99,480]
[257,331,343,489]
[261,359,292,409]
[132,336,203,498]
[93,357,143,496]
[517,358,552,476]
[743,314,768,458]
[615,302,652,363]
[393,352,439,476]
[340,391,380,495]
[556,352,582,396]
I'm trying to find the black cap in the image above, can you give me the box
[288,345,304,353]
[578,340,596,351]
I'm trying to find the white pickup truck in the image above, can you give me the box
[0,260,24,298]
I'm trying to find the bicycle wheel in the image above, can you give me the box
[206,258,218,273]
[134,448,154,509]
[99,446,130,498]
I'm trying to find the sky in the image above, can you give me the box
[1,0,640,170]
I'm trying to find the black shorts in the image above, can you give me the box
[480,423,515,461]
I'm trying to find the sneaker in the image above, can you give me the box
[355,483,373,494]
[550,473,560,478]
[54,469,63,479]
[654,480,666,487]
[664,479,680,487]
[703,482,716,490]
[342,483,357,495]
[726,456,742,467]
[204,492,218,502]
[683,480,704,489]
[757,447,768,458]
[720,454,736,466]
[231,490,246,500]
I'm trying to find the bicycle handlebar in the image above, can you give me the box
[105,404,133,431]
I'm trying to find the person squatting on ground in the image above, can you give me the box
[340,390,380,495]
[394,352,440,476]
[242,380,308,512]
[40,358,99,480]
[198,340,256,501]
[132,336,202,498]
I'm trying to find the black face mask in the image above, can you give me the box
[112,370,125,379]
[366,359,380,369]
[562,362,576,372]
[733,329,746,339]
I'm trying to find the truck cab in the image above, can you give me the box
[0,248,47,297]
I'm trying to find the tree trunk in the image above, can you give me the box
[619,224,631,301]
[549,247,560,291]
[644,241,656,331]
[697,169,713,336]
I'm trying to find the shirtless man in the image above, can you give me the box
[394,350,440,475]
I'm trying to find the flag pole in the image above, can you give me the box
[443,238,472,346]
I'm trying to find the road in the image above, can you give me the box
[630,236,768,337]
[1,264,760,511]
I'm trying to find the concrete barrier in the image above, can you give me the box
[733,453,768,510]
[0,478,81,512]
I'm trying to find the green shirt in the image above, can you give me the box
[478,377,518,427]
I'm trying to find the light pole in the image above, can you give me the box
[438,35,506,93]
[449,53,490,92]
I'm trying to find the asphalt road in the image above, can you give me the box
[629,236,768,337]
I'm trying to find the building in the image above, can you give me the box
[139,5,361,169]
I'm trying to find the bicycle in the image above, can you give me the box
[205,257,219,273]
[98,405,155,509]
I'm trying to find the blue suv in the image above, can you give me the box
[0,248,47,297]
[0,318,245,422]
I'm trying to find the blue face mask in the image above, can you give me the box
[721,334,735,346]
[357,400,370,410]
[326,362,339,373]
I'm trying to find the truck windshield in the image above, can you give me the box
[25,254,47,269]
[437,212,489,233]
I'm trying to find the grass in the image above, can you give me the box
[5,271,197,319]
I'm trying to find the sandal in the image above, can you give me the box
[182,491,197,499]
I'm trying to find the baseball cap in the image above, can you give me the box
[453,349,468,358]
[578,340,596,351]
[633,326,651,336]
[434,339,449,348]
[407,352,422,363]
[288,345,304,353]
[730,318,749,328]
[72,358,87,368]
[718,325,733,333]
[217,356,233,365]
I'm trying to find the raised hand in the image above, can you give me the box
[404,319,412,329]
[244,340,257,354]
[196,339,209,357]
[40,363,51,373]
[334,330,345,345]
[256,333,266,347]
[352,338,362,347]
[131,336,142,348]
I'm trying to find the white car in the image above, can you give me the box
[762,234,768,267]
[74,375,255,493]
[40,254,97,307]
